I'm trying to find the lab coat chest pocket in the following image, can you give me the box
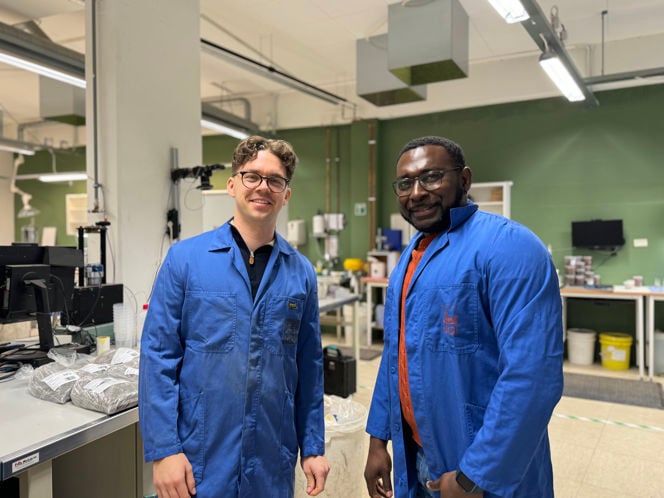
[265,295,304,356]
[183,291,237,353]
[423,284,479,353]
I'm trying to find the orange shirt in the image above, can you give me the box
[398,233,437,446]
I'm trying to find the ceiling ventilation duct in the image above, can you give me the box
[387,0,469,85]
[39,76,86,126]
[356,34,427,106]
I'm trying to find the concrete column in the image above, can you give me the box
[0,151,15,244]
[85,0,202,303]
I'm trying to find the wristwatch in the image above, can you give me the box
[455,470,480,494]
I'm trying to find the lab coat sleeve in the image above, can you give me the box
[139,248,187,462]
[459,226,564,496]
[366,282,399,441]
[365,343,393,441]
[295,263,326,457]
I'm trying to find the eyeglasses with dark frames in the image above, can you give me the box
[391,167,461,197]
[234,171,290,193]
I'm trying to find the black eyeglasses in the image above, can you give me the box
[234,171,290,193]
[391,167,461,197]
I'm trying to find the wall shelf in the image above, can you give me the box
[468,181,513,218]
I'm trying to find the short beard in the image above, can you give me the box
[403,186,466,233]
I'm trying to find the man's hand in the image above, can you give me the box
[364,437,393,497]
[301,455,330,496]
[153,453,196,498]
[425,470,484,497]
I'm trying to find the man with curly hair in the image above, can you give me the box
[140,136,329,497]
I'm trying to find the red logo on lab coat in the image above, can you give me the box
[442,306,458,336]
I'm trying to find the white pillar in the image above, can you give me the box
[0,151,15,244]
[85,0,202,303]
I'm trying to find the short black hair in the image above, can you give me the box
[397,136,466,169]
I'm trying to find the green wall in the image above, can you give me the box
[13,148,86,246]
[377,85,664,286]
[13,85,664,287]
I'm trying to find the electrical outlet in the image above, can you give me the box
[633,238,648,248]
[354,203,367,216]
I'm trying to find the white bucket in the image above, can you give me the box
[567,328,597,365]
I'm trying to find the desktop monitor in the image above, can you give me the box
[0,244,81,363]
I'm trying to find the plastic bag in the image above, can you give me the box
[93,347,140,365]
[28,362,81,404]
[70,376,138,414]
[106,357,139,379]
[323,394,368,443]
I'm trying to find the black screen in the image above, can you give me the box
[571,219,625,250]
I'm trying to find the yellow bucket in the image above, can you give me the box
[599,332,633,370]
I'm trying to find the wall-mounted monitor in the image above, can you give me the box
[571,219,625,251]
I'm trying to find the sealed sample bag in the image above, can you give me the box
[70,376,138,414]
[28,362,81,404]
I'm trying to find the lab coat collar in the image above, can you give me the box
[207,219,297,257]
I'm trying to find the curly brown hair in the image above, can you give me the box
[231,135,298,180]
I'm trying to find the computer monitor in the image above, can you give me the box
[0,244,82,364]
[1,264,54,349]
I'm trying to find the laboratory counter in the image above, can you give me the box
[0,373,146,498]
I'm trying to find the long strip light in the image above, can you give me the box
[487,0,529,23]
[0,52,86,88]
[15,172,88,182]
[0,138,38,156]
[38,172,88,182]
[519,0,598,105]
[539,52,585,102]
[200,119,249,139]
[0,21,86,88]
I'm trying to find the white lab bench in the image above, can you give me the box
[0,375,148,498]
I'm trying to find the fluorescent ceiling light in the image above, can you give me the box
[200,119,249,139]
[539,52,585,102]
[38,172,88,183]
[487,0,529,23]
[0,21,86,89]
[201,103,257,139]
[0,52,86,88]
[0,138,39,156]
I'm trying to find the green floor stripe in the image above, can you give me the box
[553,412,664,432]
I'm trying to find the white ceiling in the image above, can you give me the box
[1,0,663,145]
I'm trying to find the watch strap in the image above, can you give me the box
[455,469,480,494]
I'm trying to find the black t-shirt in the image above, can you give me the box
[230,224,274,300]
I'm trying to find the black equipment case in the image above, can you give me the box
[323,346,356,398]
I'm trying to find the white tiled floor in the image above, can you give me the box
[322,334,664,498]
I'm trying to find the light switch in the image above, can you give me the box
[633,238,648,248]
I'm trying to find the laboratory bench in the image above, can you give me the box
[562,286,664,380]
[0,369,149,498]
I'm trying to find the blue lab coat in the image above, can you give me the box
[139,223,325,497]
[366,203,564,497]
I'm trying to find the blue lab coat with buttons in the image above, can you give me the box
[139,222,325,497]
[366,203,564,498]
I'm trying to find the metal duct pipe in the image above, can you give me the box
[202,96,253,123]
[367,122,377,250]
[325,128,331,214]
